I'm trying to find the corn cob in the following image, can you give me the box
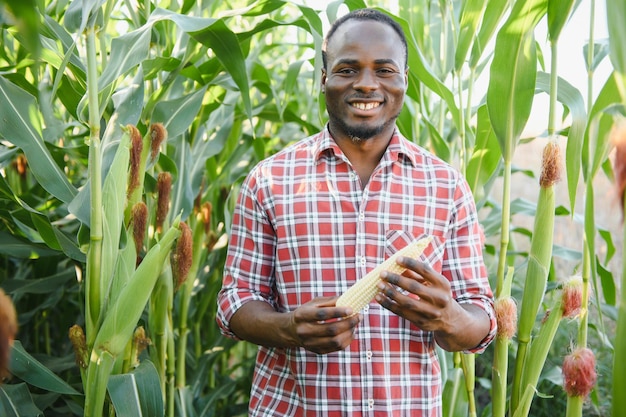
[336,236,433,312]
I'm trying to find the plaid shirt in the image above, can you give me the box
[217,127,496,417]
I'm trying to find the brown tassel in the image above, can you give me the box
[155,172,172,234]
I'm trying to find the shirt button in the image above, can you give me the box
[358,213,365,221]
[350,172,357,180]
[366,350,373,360]
[363,305,369,313]
[368,399,375,409]
[360,256,367,266]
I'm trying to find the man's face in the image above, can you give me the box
[322,19,408,142]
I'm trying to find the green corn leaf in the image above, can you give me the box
[151,86,208,140]
[98,28,152,92]
[108,360,164,417]
[100,128,131,314]
[188,19,251,120]
[63,0,105,34]
[28,208,85,261]
[607,0,626,76]
[517,186,555,340]
[535,71,586,215]
[0,232,57,258]
[0,175,83,260]
[0,76,77,204]
[0,270,75,295]
[0,383,43,417]
[41,16,86,74]
[469,0,509,68]
[9,341,81,395]
[239,0,286,16]
[583,74,622,180]
[92,223,181,357]
[547,0,576,42]
[389,13,461,133]
[487,0,547,160]
[454,0,487,72]
[466,105,501,200]
[111,71,145,128]
[516,302,563,416]
[442,367,469,417]
[107,228,137,311]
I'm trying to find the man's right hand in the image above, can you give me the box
[229,297,360,355]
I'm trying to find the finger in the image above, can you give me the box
[302,297,354,322]
[381,270,425,297]
[397,257,449,289]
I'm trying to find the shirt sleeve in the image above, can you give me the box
[216,168,278,339]
[442,174,497,354]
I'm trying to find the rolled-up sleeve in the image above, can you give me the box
[444,176,497,353]
[216,169,277,339]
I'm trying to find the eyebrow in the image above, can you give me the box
[333,58,401,67]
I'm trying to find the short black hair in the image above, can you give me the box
[321,8,408,70]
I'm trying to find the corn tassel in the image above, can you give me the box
[492,267,516,417]
[336,236,432,312]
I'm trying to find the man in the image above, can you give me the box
[217,8,496,416]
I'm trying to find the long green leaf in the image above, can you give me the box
[547,0,576,41]
[152,87,208,140]
[0,383,43,417]
[190,19,251,120]
[0,270,75,295]
[0,76,77,204]
[584,76,622,179]
[607,0,626,76]
[469,0,509,68]
[392,13,462,133]
[487,0,547,160]
[9,341,81,395]
[454,0,487,71]
[100,128,131,311]
[92,223,181,356]
[108,361,164,417]
[0,232,57,258]
[97,28,152,91]
[466,105,500,200]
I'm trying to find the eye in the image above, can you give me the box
[377,68,397,76]
[336,67,357,75]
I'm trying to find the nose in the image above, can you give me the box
[353,69,378,92]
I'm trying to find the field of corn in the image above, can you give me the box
[0,0,625,416]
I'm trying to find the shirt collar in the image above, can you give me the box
[313,124,418,168]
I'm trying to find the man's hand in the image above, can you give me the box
[230,297,360,355]
[375,256,490,351]
[289,297,360,354]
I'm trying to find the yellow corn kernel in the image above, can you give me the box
[336,236,433,312]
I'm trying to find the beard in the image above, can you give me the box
[327,111,400,142]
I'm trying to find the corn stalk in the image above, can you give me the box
[486,0,547,415]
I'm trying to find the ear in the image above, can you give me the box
[321,68,327,93]
[404,67,409,87]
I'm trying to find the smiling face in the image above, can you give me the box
[321,19,408,144]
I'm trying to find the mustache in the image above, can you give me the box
[348,93,384,101]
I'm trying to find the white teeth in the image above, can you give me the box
[352,102,380,110]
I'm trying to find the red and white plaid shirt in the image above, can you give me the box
[217,127,496,417]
